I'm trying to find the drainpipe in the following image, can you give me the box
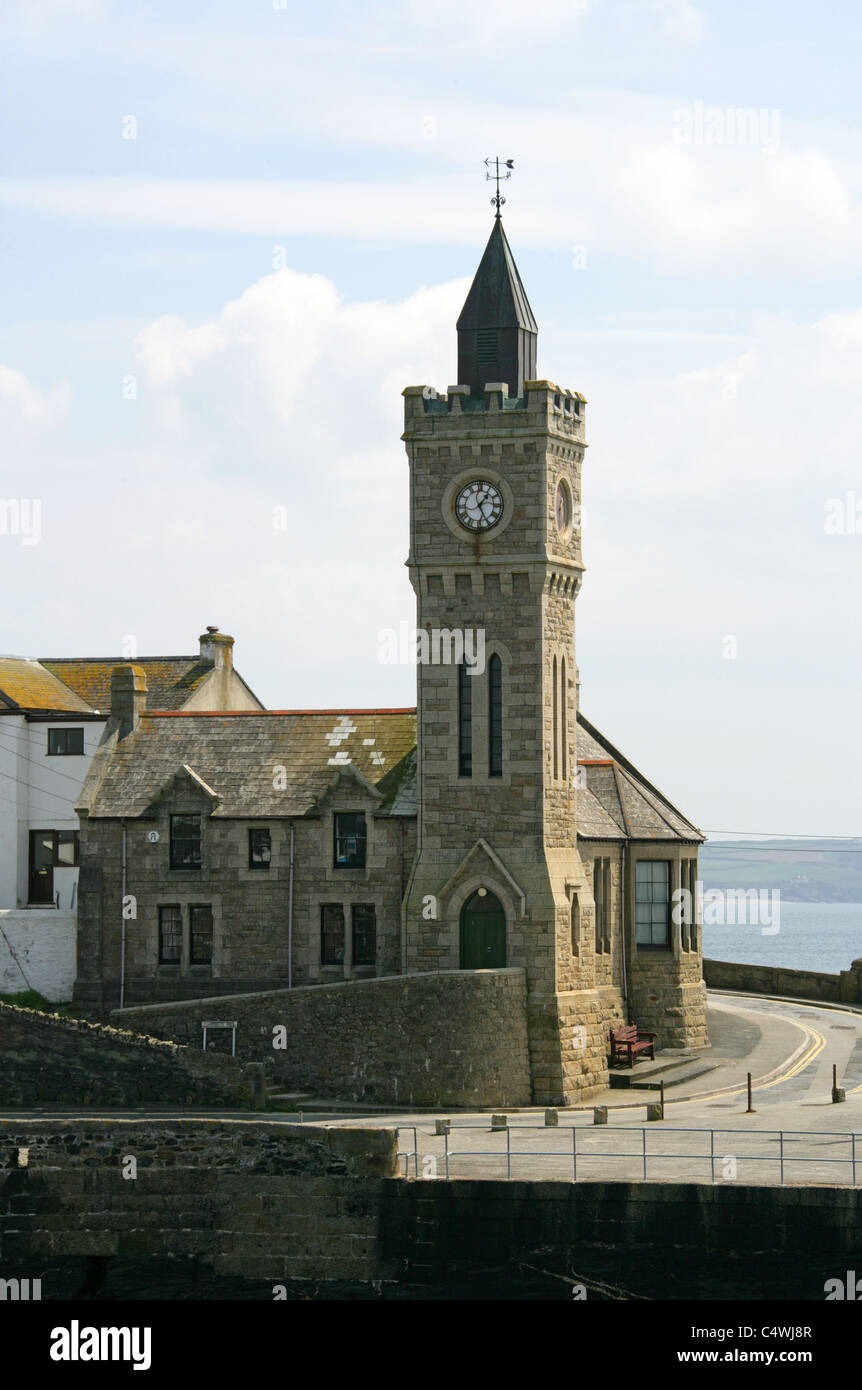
[119,818,127,1010]
[287,823,295,989]
[620,838,630,1021]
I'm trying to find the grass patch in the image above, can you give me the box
[0,990,78,1017]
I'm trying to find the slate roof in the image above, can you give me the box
[576,714,704,842]
[40,657,218,713]
[457,218,539,333]
[0,658,95,714]
[79,710,418,819]
[79,704,700,842]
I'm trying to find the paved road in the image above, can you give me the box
[6,992,862,1186]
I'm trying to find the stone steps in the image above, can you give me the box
[608,1051,713,1090]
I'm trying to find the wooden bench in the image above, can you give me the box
[609,1023,656,1068]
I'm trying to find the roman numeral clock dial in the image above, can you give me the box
[455,479,504,532]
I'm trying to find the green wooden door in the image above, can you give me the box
[460,890,506,969]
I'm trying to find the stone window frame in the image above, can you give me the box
[633,857,674,952]
[158,904,182,965]
[333,811,367,869]
[154,896,222,975]
[189,903,214,965]
[320,902,346,965]
[248,826,272,871]
[447,641,514,791]
[169,813,203,870]
[351,903,376,967]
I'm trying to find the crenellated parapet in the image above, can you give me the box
[403,380,586,444]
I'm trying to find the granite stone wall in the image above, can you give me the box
[2,1120,860,1298]
[0,1002,253,1108]
[704,956,862,1005]
[0,1120,397,1284]
[114,967,532,1108]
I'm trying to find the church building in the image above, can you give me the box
[74,214,708,1104]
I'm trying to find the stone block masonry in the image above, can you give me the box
[2,1121,861,1298]
[0,1120,398,1286]
[115,967,532,1108]
[0,1002,253,1108]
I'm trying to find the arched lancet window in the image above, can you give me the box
[570,893,580,956]
[488,653,502,777]
[560,655,567,782]
[552,654,559,781]
[458,660,472,777]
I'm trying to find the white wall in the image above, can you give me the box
[0,909,76,1000]
[0,718,104,909]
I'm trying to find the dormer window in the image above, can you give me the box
[170,814,202,869]
[333,812,366,868]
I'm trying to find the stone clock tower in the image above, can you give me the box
[402,216,621,1105]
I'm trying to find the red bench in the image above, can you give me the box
[609,1023,656,1068]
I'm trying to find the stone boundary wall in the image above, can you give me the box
[704,957,862,1005]
[0,1120,397,1284]
[114,968,532,1108]
[1,1121,860,1297]
[0,1003,253,1108]
[383,1177,862,1297]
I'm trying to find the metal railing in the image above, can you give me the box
[407,1123,862,1185]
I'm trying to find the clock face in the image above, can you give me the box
[555,481,571,533]
[455,479,504,532]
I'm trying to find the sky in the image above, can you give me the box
[1,0,861,838]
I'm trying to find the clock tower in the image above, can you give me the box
[402,215,622,1105]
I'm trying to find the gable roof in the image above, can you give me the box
[0,657,95,714]
[77,703,701,840]
[577,714,703,842]
[40,657,220,713]
[79,709,418,819]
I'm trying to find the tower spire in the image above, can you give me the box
[456,179,538,399]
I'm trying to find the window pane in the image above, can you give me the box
[333,813,366,868]
[249,827,271,868]
[159,905,182,963]
[635,861,671,946]
[190,905,213,964]
[352,904,376,965]
[488,654,502,777]
[458,661,473,777]
[321,904,345,963]
[171,814,202,868]
[55,831,78,867]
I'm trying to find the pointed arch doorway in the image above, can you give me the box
[460,889,507,969]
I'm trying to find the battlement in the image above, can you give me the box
[403,380,586,442]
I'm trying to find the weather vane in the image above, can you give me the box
[485,157,514,217]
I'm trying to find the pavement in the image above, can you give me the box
[6,991,862,1185]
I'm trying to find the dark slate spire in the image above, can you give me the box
[456,218,538,399]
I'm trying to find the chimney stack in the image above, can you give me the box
[111,665,147,738]
[199,625,234,671]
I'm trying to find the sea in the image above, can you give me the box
[702,900,862,975]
